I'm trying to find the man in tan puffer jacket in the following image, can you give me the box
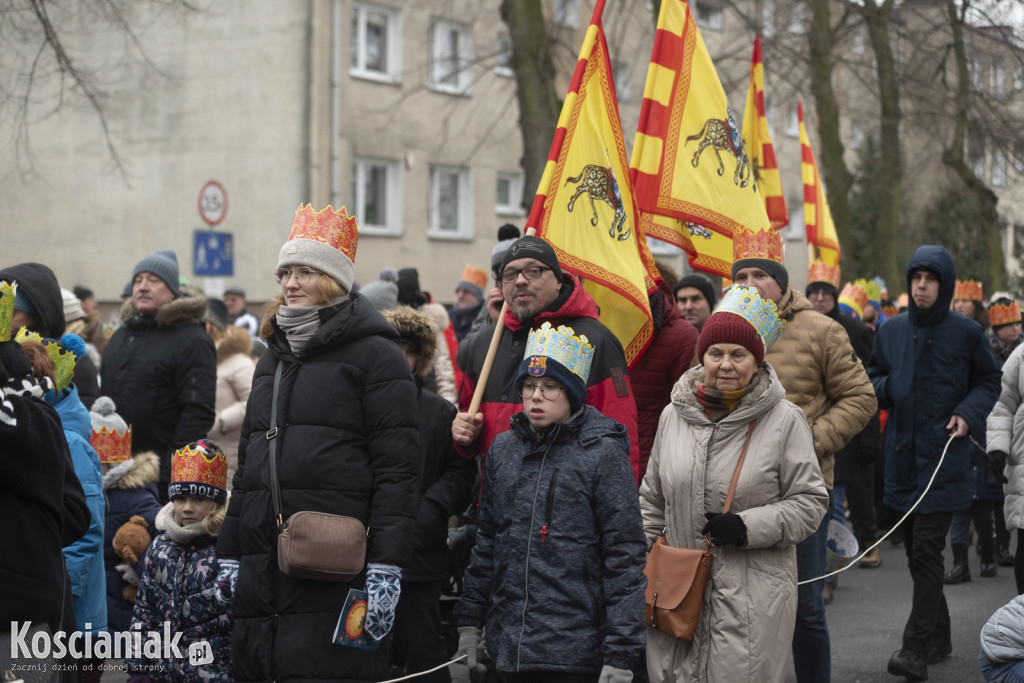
[732,228,876,683]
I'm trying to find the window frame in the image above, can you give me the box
[350,2,403,84]
[554,0,581,28]
[428,17,474,95]
[495,172,525,216]
[694,2,724,31]
[495,31,514,78]
[428,164,475,241]
[351,157,404,237]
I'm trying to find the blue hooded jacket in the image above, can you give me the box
[55,384,107,633]
[867,245,1002,513]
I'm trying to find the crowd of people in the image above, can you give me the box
[4,203,1024,683]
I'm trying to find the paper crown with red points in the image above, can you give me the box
[954,279,983,301]
[808,260,841,289]
[0,281,15,342]
[89,397,132,464]
[733,227,784,264]
[990,300,1022,328]
[168,439,228,504]
[838,282,868,320]
[278,204,360,292]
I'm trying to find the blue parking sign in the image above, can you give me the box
[193,231,234,276]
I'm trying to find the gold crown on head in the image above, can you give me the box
[524,322,595,383]
[91,425,133,464]
[990,300,1022,327]
[808,260,841,288]
[853,278,882,305]
[14,328,78,391]
[288,204,359,263]
[954,279,983,301]
[0,281,15,342]
[838,283,868,319]
[171,441,228,490]
[733,227,784,264]
[716,285,785,351]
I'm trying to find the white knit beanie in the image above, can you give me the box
[277,238,355,293]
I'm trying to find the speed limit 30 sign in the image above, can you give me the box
[199,180,228,226]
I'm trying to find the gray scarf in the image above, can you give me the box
[275,296,348,354]
[164,509,210,545]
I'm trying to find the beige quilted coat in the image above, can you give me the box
[640,364,828,682]
[764,289,877,488]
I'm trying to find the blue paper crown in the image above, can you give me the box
[523,322,595,383]
[715,285,785,352]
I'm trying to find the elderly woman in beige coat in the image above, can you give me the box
[640,286,828,683]
[204,299,254,486]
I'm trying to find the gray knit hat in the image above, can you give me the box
[132,250,181,297]
[61,288,85,322]
[361,268,399,312]
[90,396,128,436]
[491,223,522,275]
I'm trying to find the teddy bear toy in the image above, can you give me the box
[112,515,152,603]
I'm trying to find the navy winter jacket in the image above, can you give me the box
[867,245,1002,514]
[455,405,646,674]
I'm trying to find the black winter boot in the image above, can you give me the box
[944,543,971,584]
[980,536,998,577]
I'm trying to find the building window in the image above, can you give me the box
[786,1,804,34]
[786,103,799,138]
[967,129,986,178]
[992,148,1008,187]
[851,26,866,55]
[1014,142,1024,174]
[990,61,1006,97]
[760,0,776,40]
[350,3,402,83]
[554,0,580,28]
[429,165,474,240]
[611,59,633,102]
[495,32,513,78]
[429,18,473,95]
[694,2,724,30]
[496,172,524,216]
[351,158,403,236]
[647,237,680,257]
[849,122,864,151]
[1014,66,1024,92]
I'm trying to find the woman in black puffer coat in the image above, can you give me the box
[217,205,420,682]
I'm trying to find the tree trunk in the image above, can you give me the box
[806,0,855,274]
[500,0,561,213]
[941,0,1005,289]
[860,0,903,291]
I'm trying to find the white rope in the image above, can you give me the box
[797,433,957,585]
[380,654,468,682]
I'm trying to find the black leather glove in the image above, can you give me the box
[0,341,31,385]
[991,451,1010,485]
[701,512,748,547]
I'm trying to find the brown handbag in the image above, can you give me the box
[266,364,368,582]
[643,419,756,640]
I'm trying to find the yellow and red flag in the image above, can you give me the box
[798,102,840,266]
[741,36,788,230]
[629,0,772,278]
[526,0,653,366]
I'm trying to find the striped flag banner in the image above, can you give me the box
[798,102,840,266]
[741,36,789,231]
[629,0,772,278]
[526,0,654,366]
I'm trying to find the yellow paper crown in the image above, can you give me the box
[954,279,983,301]
[459,265,489,290]
[91,425,132,464]
[990,300,1022,327]
[733,227,784,265]
[171,440,228,490]
[0,281,14,342]
[854,278,882,306]
[715,285,785,352]
[14,329,78,391]
[523,322,595,384]
[838,283,868,320]
[808,260,841,288]
[288,204,359,264]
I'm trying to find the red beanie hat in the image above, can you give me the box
[697,312,765,365]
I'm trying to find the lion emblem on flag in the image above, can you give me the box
[684,106,753,189]
[564,163,630,241]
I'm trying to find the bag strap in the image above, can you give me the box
[267,363,284,529]
[722,419,757,514]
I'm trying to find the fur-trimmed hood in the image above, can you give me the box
[381,306,438,378]
[217,324,252,363]
[119,287,208,329]
[103,451,160,491]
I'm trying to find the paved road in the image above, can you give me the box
[798,536,1016,682]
